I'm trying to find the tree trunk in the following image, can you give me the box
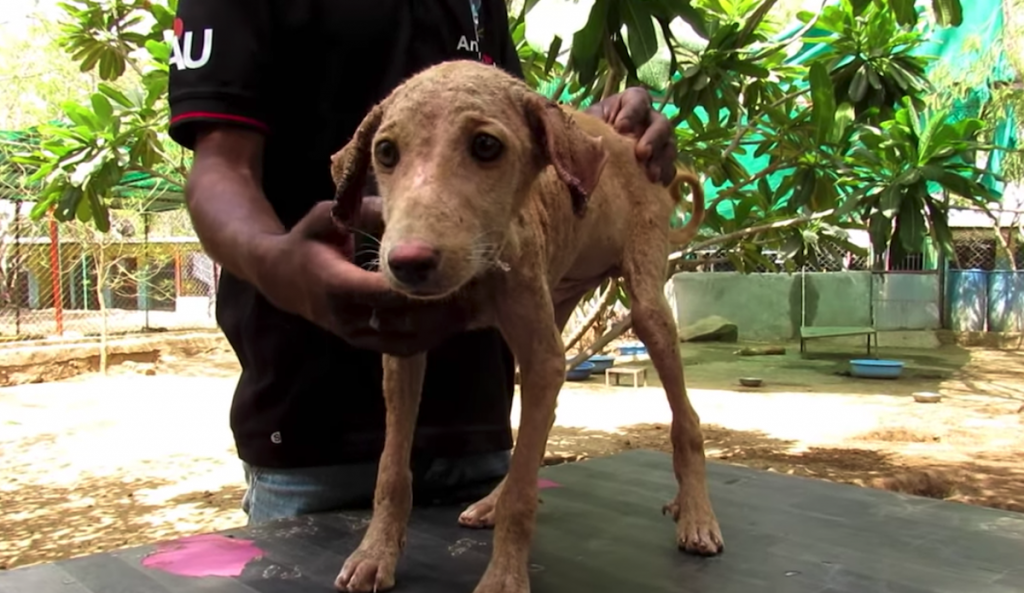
[668,209,836,265]
[600,36,625,101]
[93,248,109,375]
[566,315,633,370]
[1002,0,1024,81]
[564,279,620,353]
[990,214,1016,270]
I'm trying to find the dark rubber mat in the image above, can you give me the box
[2,450,1022,592]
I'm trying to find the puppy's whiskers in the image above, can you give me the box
[468,234,510,272]
[354,243,382,271]
[350,228,382,247]
[362,257,382,271]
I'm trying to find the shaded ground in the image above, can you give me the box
[1,341,1022,571]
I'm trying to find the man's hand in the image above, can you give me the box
[586,87,677,186]
[185,127,469,356]
[257,201,473,356]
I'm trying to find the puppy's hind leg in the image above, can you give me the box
[336,353,425,592]
[621,243,723,557]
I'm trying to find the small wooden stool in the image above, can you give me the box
[605,366,647,388]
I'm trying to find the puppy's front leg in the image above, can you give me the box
[336,353,425,592]
[458,292,589,530]
[473,290,564,593]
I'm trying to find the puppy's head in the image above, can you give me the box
[331,60,608,300]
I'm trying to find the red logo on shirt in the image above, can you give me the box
[173,17,184,38]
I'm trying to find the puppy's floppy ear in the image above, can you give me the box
[330,104,384,228]
[523,94,609,217]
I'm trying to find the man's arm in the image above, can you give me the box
[185,128,282,287]
[169,0,283,286]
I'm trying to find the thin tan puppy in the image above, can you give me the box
[329,60,723,593]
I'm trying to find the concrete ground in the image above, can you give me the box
[1,341,1022,571]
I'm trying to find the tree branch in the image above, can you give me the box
[980,203,1018,270]
[551,54,574,102]
[721,88,810,161]
[671,208,836,261]
[600,36,625,101]
[566,315,633,370]
[707,160,792,211]
[135,167,185,189]
[564,278,620,353]
[748,0,828,62]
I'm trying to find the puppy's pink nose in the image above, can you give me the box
[387,240,441,287]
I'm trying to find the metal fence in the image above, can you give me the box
[943,229,1024,332]
[683,225,1024,334]
[687,245,878,273]
[689,225,1022,274]
[948,227,1024,270]
[0,203,218,341]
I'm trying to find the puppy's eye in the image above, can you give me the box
[374,140,399,167]
[470,133,503,162]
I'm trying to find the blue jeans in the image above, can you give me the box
[240,450,510,525]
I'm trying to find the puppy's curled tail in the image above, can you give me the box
[667,169,706,247]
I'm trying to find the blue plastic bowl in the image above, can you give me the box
[849,359,904,379]
[588,354,616,372]
[566,360,596,381]
[618,342,647,356]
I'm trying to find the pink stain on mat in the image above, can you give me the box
[142,534,263,578]
[538,478,561,490]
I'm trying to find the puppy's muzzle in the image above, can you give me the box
[387,240,441,288]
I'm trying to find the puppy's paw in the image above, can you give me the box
[335,547,398,592]
[471,565,530,593]
[662,497,724,556]
[458,496,497,529]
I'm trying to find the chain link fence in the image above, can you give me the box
[947,226,1024,271]
[0,203,218,341]
[685,245,872,273]
[685,232,956,273]
[949,228,1000,270]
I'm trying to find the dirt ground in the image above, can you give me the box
[1,340,1022,571]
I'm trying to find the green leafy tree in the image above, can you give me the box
[60,199,177,373]
[10,0,1008,355]
[13,0,183,232]
[0,11,98,130]
[508,0,983,276]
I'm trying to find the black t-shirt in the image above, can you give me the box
[167,0,523,469]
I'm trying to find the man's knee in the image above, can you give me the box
[241,461,378,525]
[241,451,512,524]
[416,450,510,504]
